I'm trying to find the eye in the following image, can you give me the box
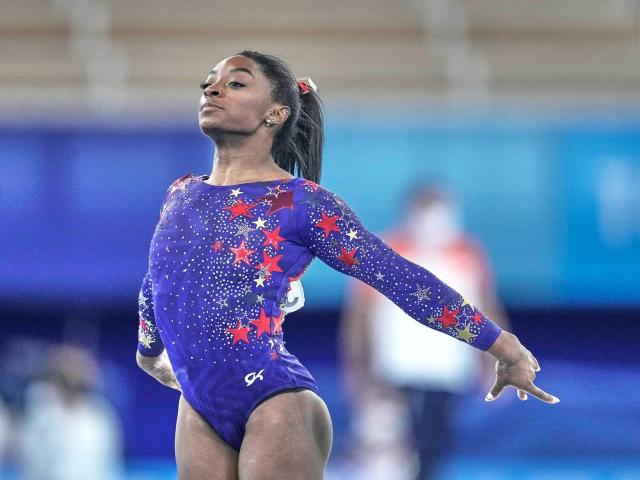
[199,81,210,90]
[229,81,245,88]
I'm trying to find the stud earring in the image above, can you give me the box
[265,119,274,127]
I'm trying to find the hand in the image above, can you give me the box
[136,349,182,392]
[485,330,559,404]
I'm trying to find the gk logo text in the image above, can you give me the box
[244,369,265,387]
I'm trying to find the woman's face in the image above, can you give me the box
[198,55,277,135]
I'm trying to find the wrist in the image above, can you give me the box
[136,349,166,371]
[487,330,522,363]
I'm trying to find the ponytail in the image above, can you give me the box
[236,50,324,184]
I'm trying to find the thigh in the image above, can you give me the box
[175,395,239,480]
[238,389,333,480]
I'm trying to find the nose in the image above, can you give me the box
[205,86,221,97]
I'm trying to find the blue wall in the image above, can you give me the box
[1,120,639,307]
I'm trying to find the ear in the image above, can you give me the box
[267,105,290,126]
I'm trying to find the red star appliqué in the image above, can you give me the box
[270,350,280,360]
[255,250,283,275]
[259,190,295,215]
[211,240,223,252]
[314,211,341,238]
[229,240,256,266]
[139,316,148,331]
[437,306,460,329]
[336,245,359,267]
[262,226,286,250]
[227,321,250,344]
[250,308,272,338]
[223,198,258,220]
[472,311,484,325]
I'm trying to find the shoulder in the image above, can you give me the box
[292,178,353,240]
[294,178,348,210]
[168,173,199,189]
[165,173,199,197]
[296,178,325,196]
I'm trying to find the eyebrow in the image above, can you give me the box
[208,67,254,77]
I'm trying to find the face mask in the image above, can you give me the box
[405,202,462,247]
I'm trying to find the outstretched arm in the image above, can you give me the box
[295,181,558,403]
[295,182,501,349]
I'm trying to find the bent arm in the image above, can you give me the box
[136,271,179,390]
[136,349,181,391]
[137,271,166,356]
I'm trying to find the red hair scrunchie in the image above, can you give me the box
[298,80,310,94]
[296,78,317,95]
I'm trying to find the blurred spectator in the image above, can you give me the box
[15,344,124,480]
[0,395,8,470]
[340,183,510,480]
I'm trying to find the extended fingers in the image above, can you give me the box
[485,380,505,401]
[524,383,559,404]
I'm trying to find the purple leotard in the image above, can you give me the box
[137,173,502,449]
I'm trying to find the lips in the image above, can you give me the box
[200,101,223,111]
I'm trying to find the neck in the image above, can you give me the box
[207,131,287,185]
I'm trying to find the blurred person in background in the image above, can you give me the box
[135,50,557,480]
[17,344,123,480]
[340,184,511,480]
[0,395,8,472]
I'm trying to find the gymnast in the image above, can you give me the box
[136,50,559,480]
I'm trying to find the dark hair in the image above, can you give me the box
[237,50,323,184]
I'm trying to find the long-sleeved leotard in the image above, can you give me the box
[138,270,164,355]
[137,173,502,450]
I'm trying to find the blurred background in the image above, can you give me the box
[1,0,639,478]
